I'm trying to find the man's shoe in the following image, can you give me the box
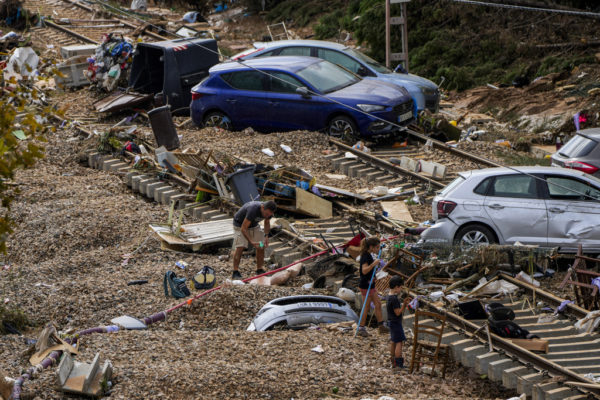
[232,270,242,279]
[357,327,369,337]
[378,324,390,334]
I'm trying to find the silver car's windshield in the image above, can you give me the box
[297,61,360,93]
[344,48,391,74]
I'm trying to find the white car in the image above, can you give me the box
[419,166,600,253]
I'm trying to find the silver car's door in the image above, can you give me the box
[543,174,600,252]
[483,174,548,245]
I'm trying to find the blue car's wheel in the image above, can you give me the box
[203,112,232,131]
[327,115,358,143]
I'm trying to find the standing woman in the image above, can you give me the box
[357,237,389,337]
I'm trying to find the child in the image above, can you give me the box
[357,237,389,337]
[387,275,410,370]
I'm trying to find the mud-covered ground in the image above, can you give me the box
[0,126,516,399]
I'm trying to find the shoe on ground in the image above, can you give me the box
[357,327,369,337]
[232,270,242,279]
[378,324,390,334]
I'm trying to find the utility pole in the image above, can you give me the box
[385,0,410,72]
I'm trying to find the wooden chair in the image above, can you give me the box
[409,310,450,378]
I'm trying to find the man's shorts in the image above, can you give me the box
[232,226,265,249]
[389,320,406,343]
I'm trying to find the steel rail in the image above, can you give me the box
[329,138,446,189]
[500,273,589,319]
[420,298,600,396]
[404,126,501,168]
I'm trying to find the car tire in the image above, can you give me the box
[327,115,358,144]
[203,111,232,130]
[454,224,496,250]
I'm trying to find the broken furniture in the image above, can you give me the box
[559,244,600,310]
[150,219,234,252]
[409,310,450,378]
[57,352,112,397]
[128,38,219,113]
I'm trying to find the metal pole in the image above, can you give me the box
[402,2,409,72]
[385,0,391,68]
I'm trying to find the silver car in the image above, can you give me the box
[247,295,358,331]
[232,39,439,113]
[551,128,600,178]
[419,166,600,253]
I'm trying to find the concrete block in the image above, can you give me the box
[475,352,502,375]
[87,151,99,168]
[339,160,359,175]
[347,164,364,178]
[532,382,559,400]
[488,359,519,382]
[450,339,477,361]
[139,179,157,196]
[503,366,528,389]
[201,210,223,221]
[154,186,171,203]
[461,345,487,368]
[131,175,148,192]
[125,171,140,187]
[117,166,131,175]
[108,161,128,172]
[329,156,346,167]
[146,182,165,199]
[102,159,121,171]
[160,190,180,205]
[208,213,230,221]
[169,193,188,210]
[517,372,544,396]
[192,205,213,219]
[280,251,302,267]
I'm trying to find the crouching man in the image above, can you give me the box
[231,200,276,279]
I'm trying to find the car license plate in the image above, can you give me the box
[398,111,413,122]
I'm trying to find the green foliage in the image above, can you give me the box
[0,304,29,333]
[268,0,347,28]
[314,0,600,90]
[0,70,48,253]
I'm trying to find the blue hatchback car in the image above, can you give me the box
[190,56,414,141]
[232,40,440,113]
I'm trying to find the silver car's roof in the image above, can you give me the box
[252,39,349,51]
[458,166,590,180]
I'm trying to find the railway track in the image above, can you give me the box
[24,0,170,46]
[326,125,505,197]
[87,150,600,399]
[404,276,600,400]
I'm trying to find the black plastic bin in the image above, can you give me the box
[147,106,180,150]
[128,38,219,113]
[226,166,259,205]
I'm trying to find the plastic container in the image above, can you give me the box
[148,106,180,151]
[225,166,259,205]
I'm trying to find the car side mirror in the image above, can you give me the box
[296,86,311,98]
[394,64,407,74]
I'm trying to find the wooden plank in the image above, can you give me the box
[295,188,332,219]
[314,184,366,201]
[507,338,549,353]
[381,201,414,222]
